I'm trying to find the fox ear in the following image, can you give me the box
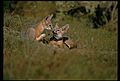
[53,23,59,31]
[62,24,69,32]
[45,14,53,21]
[55,23,59,28]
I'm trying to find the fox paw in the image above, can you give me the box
[41,34,46,38]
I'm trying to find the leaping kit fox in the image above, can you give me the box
[25,14,53,41]
[25,14,77,49]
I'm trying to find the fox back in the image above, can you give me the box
[49,40,64,48]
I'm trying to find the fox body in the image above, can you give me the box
[49,36,77,49]
[26,14,53,41]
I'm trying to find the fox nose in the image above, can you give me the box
[52,31,57,35]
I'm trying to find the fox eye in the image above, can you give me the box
[49,25,51,26]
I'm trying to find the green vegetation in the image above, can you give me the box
[3,1,117,80]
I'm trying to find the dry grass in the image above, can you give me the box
[3,1,117,80]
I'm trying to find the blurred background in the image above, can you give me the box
[4,1,117,80]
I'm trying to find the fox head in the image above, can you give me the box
[43,14,53,30]
[52,23,69,40]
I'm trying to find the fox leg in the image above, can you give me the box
[64,39,77,49]
[36,34,46,41]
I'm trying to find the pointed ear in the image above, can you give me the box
[55,23,59,28]
[53,23,59,31]
[45,14,53,21]
[62,24,69,32]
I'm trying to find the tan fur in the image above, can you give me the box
[49,40,64,48]
[34,20,45,38]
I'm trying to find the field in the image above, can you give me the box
[3,1,117,80]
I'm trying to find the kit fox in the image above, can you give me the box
[25,14,53,41]
[49,23,77,49]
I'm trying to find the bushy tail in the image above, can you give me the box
[21,28,35,40]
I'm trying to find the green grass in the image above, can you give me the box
[3,1,117,80]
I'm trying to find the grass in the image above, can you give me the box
[3,1,117,80]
